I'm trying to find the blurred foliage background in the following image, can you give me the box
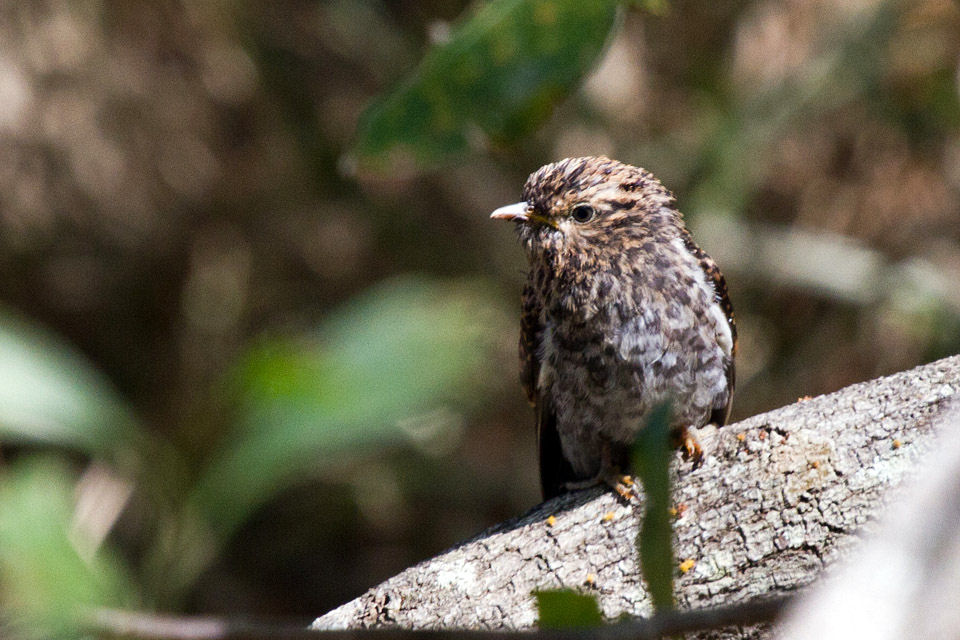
[0,0,958,636]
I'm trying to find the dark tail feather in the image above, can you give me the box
[537,402,576,500]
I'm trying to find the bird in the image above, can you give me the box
[490,156,736,500]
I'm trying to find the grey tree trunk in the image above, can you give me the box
[312,355,960,637]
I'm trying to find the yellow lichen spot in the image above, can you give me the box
[679,558,696,574]
[584,573,597,587]
[892,439,902,450]
[736,432,746,442]
[602,511,615,523]
[667,507,678,517]
[810,460,820,469]
[546,515,556,527]
[798,395,813,402]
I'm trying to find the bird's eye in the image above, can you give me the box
[570,203,595,223]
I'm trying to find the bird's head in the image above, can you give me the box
[491,156,681,263]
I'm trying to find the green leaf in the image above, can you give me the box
[193,275,505,536]
[0,457,136,639]
[629,0,670,15]
[0,309,138,456]
[535,589,604,629]
[632,401,674,613]
[352,0,622,171]
[157,277,506,601]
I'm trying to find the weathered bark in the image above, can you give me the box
[777,399,960,639]
[312,355,960,636]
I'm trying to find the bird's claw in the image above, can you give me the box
[564,470,638,501]
[682,433,703,467]
[610,473,638,501]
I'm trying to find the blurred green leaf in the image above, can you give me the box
[632,401,674,613]
[0,310,138,456]
[193,276,505,536]
[0,457,136,639]
[535,589,604,629]
[352,0,621,170]
[629,0,670,15]
[157,276,506,600]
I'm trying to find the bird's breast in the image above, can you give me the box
[537,251,730,424]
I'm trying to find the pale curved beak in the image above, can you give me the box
[490,202,532,222]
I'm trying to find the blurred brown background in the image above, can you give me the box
[0,0,958,629]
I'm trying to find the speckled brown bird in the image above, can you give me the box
[491,156,736,500]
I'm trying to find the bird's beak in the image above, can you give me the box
[490,202,532,222]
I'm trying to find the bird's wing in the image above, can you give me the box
[520,281,574,499]
[519,281,540,406]
[680,228,737,426]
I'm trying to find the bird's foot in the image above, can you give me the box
[564,470,638,501]
[607,473,638,501]
[673,427,704,468]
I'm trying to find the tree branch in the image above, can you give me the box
[312,355,960,636]
[777,399,960,639]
